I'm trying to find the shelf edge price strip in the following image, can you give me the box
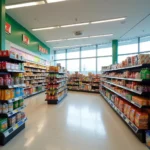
[3,117,27,137]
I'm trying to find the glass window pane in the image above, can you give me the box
[140,36,150,52]
[67,48,80,59]
[55,60,66,68]
[81,45,96,58]
[81,58,96,74]
[118,39,138,55]
[97,57,112,73]
[118,54,137,63]
[55,50,66,60]
[67,59,79,73]
[98,44,112,56]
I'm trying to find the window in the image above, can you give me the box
[81,58,96,74]
[97,44,112,56]
[67,59,79,73]
[67,48,80,59]
[55,60,66,68]
[55,50,66,60]
[118,54,137,63]
[118,39,138,55]
[97,57,112,73]
[81,46,96,58]
[140,36,150,52]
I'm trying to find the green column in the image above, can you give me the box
[112,40,118,64]
[0,0,5,50]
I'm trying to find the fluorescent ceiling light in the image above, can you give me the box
[54,44,92,49]
[46,0,66,3]
[61,23,89,28]
[32,26,59,31]
[67,37,88,40]
[90,34,113,38]
[46,39,65,42]
[46,34,113,42]
[6,1,45,9]
[32,17,126,31]
[91,17,126,24]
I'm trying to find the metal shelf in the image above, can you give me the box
[103,80,143,95]
[46,93,67,104]
[0,69,24,73]
[102,76,150,82]
[68,89,99,93]
[24,90,46,99]
[0,56,25,63]
[48,71,65,74]
[46,87,68,95]
[0,84,26,89]
[101,84,149,108]
[0,96,24,103]
[0,118,26,145]
[2,118,27,138]
[103,64,150,72]
[24,66,46,70]
[0,105,26,117]
[100,91,146,143]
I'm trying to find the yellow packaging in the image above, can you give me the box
[4,90,11,100]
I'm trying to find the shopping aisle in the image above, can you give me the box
[0,92,148,150]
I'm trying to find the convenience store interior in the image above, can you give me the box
[0,0,150,150]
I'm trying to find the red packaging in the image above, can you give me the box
[0,51,3,57]
[2,50,10,57]
[0,77,3,86]
[127,105,132,118]
[2,62,10,70]
[119,100,125,112]
[0,62,1,70]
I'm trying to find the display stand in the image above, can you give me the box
[68,76,100,93]
[0,54,27,145]
[45,71,68,104]
[100,62,150,143]
[24,62,48,98]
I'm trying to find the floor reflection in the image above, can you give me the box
[67,105,106,136]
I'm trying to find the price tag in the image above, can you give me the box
[125,118,129,124]
[15,124,19,128]
[121,114,124,118]
[8,128,13,134]
[131,101,135,104]
[4,131,9,137]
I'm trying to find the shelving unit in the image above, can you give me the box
[0,53,27,145]
[100,91,145,142]
[45,69,68,104]
[67,75,100,93]
[24,62,48,98]
[100,56,150,143]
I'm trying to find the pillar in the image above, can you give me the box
[0,0,5,50]
[112,40,118,64]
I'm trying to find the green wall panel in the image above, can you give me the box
[5,14,50,60]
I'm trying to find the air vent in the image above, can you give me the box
[74,31,83,36]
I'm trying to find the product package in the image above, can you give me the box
[0,118,8,132]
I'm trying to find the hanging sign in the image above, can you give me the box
[5,22,11,34]
[22,34,30,45]
[39,45,48,54]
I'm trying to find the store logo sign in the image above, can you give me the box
[22,34,30,45]
[39,45,48,54]
[5,22,11,34]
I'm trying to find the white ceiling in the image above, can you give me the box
[6,0,150,49]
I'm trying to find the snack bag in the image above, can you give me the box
[127,105,132,118]
[129,107,137,123]
[135,111,148,129]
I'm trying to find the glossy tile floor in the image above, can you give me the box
[0,92,148,150]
